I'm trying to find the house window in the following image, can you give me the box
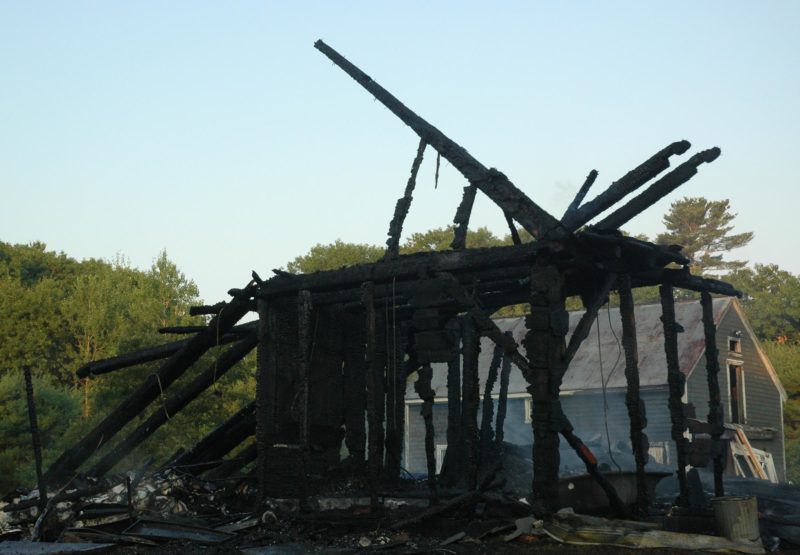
[524,398,532,424]
[728,362,746,424]
[728,337,742,354]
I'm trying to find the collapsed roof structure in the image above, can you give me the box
[11,40,746,533]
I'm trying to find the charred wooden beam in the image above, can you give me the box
[593,147,721,230]
[297,290,313,509]
[75,323,256,378]
[561,169,598,222]
[479,342,503,461]
[173,401,256,469]
[494,337,512,448]
[523,263,566,514]
[363,282,380,508]
[23,367,47,512]
[618,274,649,514]
[415,364,439,505]
[660,284,689,507]
[451,184,478,249]
[386,138,426,258]
[461,316,481,491]
[504,212,522,245]
[158,325,208,334]
[559,423,628,518]
[701,290,725,497]
[256,298,276,504]
[44,281,257,485]
[314,40,569,240]
[385,320,409,484]
[343,312,367,466]
[203,442,257,481]
[189,302,226,316]
[561,141,690,230]
[562,273,616,373]
[443,342,463,484]
[88,333,258,477]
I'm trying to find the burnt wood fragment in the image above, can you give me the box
[523,264,565,514]
[494,337,512,448]
[701,290,725,497]
[660,284,689,506]
[75,323,255,378]
[173,401,256,469]
[44,281,256,486]
[479,342,503,461]
[189,302,226,316]
[89,333,258,477]
[451,184,478,249]
[619,274,649,514]
[415,364,438,505]
[386,138,426,258]
[593,148,721,230]
[363,282,380,508]
[504,212,522,245]
[461,316,481,491]
[561,141,690,230]
[297,290,313,509]
[314,40,569,240]
[203,442,257,480]
[561,169,598,222]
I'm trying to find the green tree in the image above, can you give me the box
[286,240,384,274]
[761,341,800,482]
[0,372,81,494]
[726,264,800,344]
[402,226,505,253]
[656,197,753,276]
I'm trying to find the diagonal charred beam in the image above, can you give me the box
[203,442,257,481]
[386,138,426,258]
[504,212,522,245]
[172,401,256,469]
[44,281,257,485]
[88,333,258,477]
[593,147,721,230]
[562,273,616,371]
[76,322,256,378]
[561,141,690,230]
[561,169,598,222]
[314,39,569,240]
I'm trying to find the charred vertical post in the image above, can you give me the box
[480,343,503,462]
[385,317,408,484]
[461,316,481,490]
[701,291,725,497]
[495,336,512,448]
[362,282,380,508]
[23,367,47,512]
[297,290,313,509]
[415,363,438,505]
[386,139,426,257]
[443,317,463,485]
[618,275,649,514]
[343,312,367,466]
[523,263,566,514]
[660,284,689,506]
[256,298,277,504]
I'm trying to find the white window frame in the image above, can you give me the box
[524,397,532,424]
[727,360,746,424]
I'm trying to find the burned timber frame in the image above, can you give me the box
[32,40,741,518]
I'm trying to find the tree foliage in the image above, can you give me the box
[727,264,800,344]
[656,197,753,276]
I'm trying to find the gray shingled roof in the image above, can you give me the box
[406,297,731,399]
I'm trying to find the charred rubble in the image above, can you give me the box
[5,40,792,552]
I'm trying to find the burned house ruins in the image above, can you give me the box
[6,40,779,548]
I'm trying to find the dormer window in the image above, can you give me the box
[728,337,742,354]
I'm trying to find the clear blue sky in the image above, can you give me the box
[1,2,798,302]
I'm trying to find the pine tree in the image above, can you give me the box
[656,197,753,276]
